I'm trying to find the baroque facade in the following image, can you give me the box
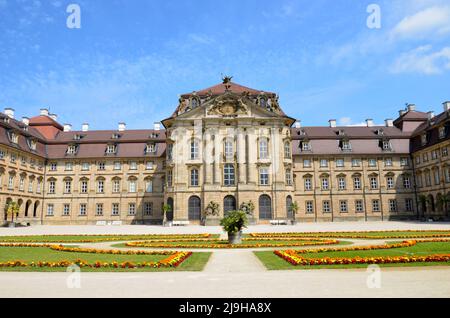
[1,78,449,225]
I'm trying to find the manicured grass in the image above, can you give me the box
[0,246,211,272]
[0,234,218,243]
[249,231,450,239]
[111,240,353,249]
[254,241,450,270]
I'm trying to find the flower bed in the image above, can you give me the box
[0,243,192,269]
[273,239,450,266]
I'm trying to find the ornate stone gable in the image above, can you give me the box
[206,92,249,116]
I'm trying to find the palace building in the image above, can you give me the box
[1,78,449,225]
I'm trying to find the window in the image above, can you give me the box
[81,180,88,193]
[442,147,448,157]
[368,158,377,167]
[188,196,201,220]
[403,176,411,189]
[129,161,137,170]
[47,204,54,216]
[284,141,291,158]
[355,200,364,213]
[322,201,331,213]
[64,180,72,193]
[224,196,237,216]
[370,177,378,189]
[81,162,90,171]
[98,162,106,171]
[320,159,328,168]
[306,201,314,214]
[434,168,440,185]
[352,158,361,167]
[111,133,121,140]
[224,164,235,186]
[144,202,153,216]
[384,158,393,166]
[304,178,312,191]
[28,139,37,150]
[28,179,33,192]
[8,175,14,189]
[10,153,16,163]
[285,169,292,186]
[128,203,136,216]
[21,156,26,165]
[106,144,117,154]
[146,161,154,170]
[421,134,427,146]
[405,199,413,212]
[386,176,394,189]
[338,177,346,190]
[339,200,348,213]
[145,179,153,192]
[114,161,121,170]
[113,179,120,193]
[303,159,311,168]
[96,204,103,216]
[382,140,391,151]
[145,143,156,154]
[445,168,450,183]
[321,177,329,190]
[190,169,199,186]
[259,138,269,159]
[37,180,41,193]
[65,162,73,171]
[301,141,311,151]
[112,203,119,216]
[372,200,380,212]
[432,150,438,160]
[0,150,4,159]
[190,139,199,160]
[439,126,446,139]
[400,157,409,167]
[423,153,428,162]
[48,180,56,194]
[67,145,77,155]
[341,140,352,151]
[353,177,361,190]
[129,179,137,193]
[63,204,70,216]
[167,144,173,161]
[79,204,87,216]
[336,159,344,167]
[9,132,18,144]
[389,199,397,212]
[97,179,104,193]
[259,168,269,185]
[19,177,24,191]
[167,170,173,187]
[224,140,234,159]
[415,156,421,164]
[50,162,57,171]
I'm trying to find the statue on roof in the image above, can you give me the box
[222,75,233,84]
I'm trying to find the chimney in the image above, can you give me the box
[63,124,72,132]
[154,122,161,131]
[329,119,337,128]
[4,108,14,119]
[22,117,30,126]
[427,111,435,120]
[118,122,126,132]
[443,101,450,112]
[82,123,89,132]
[294,121,301,129]
[40,108,49,116]
[385,119,393,127]
[49,113,58,121]
[399,109,406,117]
[366,119,374,127]
[407,104,416,112]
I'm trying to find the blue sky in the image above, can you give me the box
[1,0,450,130]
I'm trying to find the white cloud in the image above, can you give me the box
[338,117,368,127]
[391,45,450,75]
[391,5,450,39]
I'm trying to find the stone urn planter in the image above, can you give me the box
[227,231,242,244]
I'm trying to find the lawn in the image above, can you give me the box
[0,246,211,272]
[250,230,450,239]
[254,241,450,270]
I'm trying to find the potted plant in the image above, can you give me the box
[203,201,220,226]
[418,195,429,221]
[162,204,172,226]
[220,210,248,244]
[239,201,256,225]
[5,201,20,228]
[290,201,299,225]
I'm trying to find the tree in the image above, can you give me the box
[437,194,450,216]
[291,201,299,224]
[162,203,172,225]
[5,201,20,224]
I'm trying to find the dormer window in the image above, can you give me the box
[300,140,311,151]
[260,97,267,108]
[336,130,346,136]
[149,133,159,138]
[421,134,427,146]
[297,129,306,136]
[381,139,392,151]
[191,97,200,108]
[7,131,18,144]
[439,126,446,139]
[145,143,157,154]
[3,117,10,124]
[111,133,121,140]
[339,140,352,151]
[106,144,117,154]
[73,134,84,141]
[27,138,37,151]
[375,129,384,136]
[66,144,78,155]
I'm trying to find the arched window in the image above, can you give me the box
[284,141,291,158]
[286,196,293,219]
[190,169,199,186]
[145,178,153,192]
[285,168,292,185]
[188,196,201,220]
[259,195,272,220]
[166,197,174,221]
[190,139,199,160]
[223,195,236,216]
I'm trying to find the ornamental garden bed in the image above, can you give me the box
[255,239,450,270]
[0,243,210,272]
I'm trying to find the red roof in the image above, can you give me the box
[181,81,275,97]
